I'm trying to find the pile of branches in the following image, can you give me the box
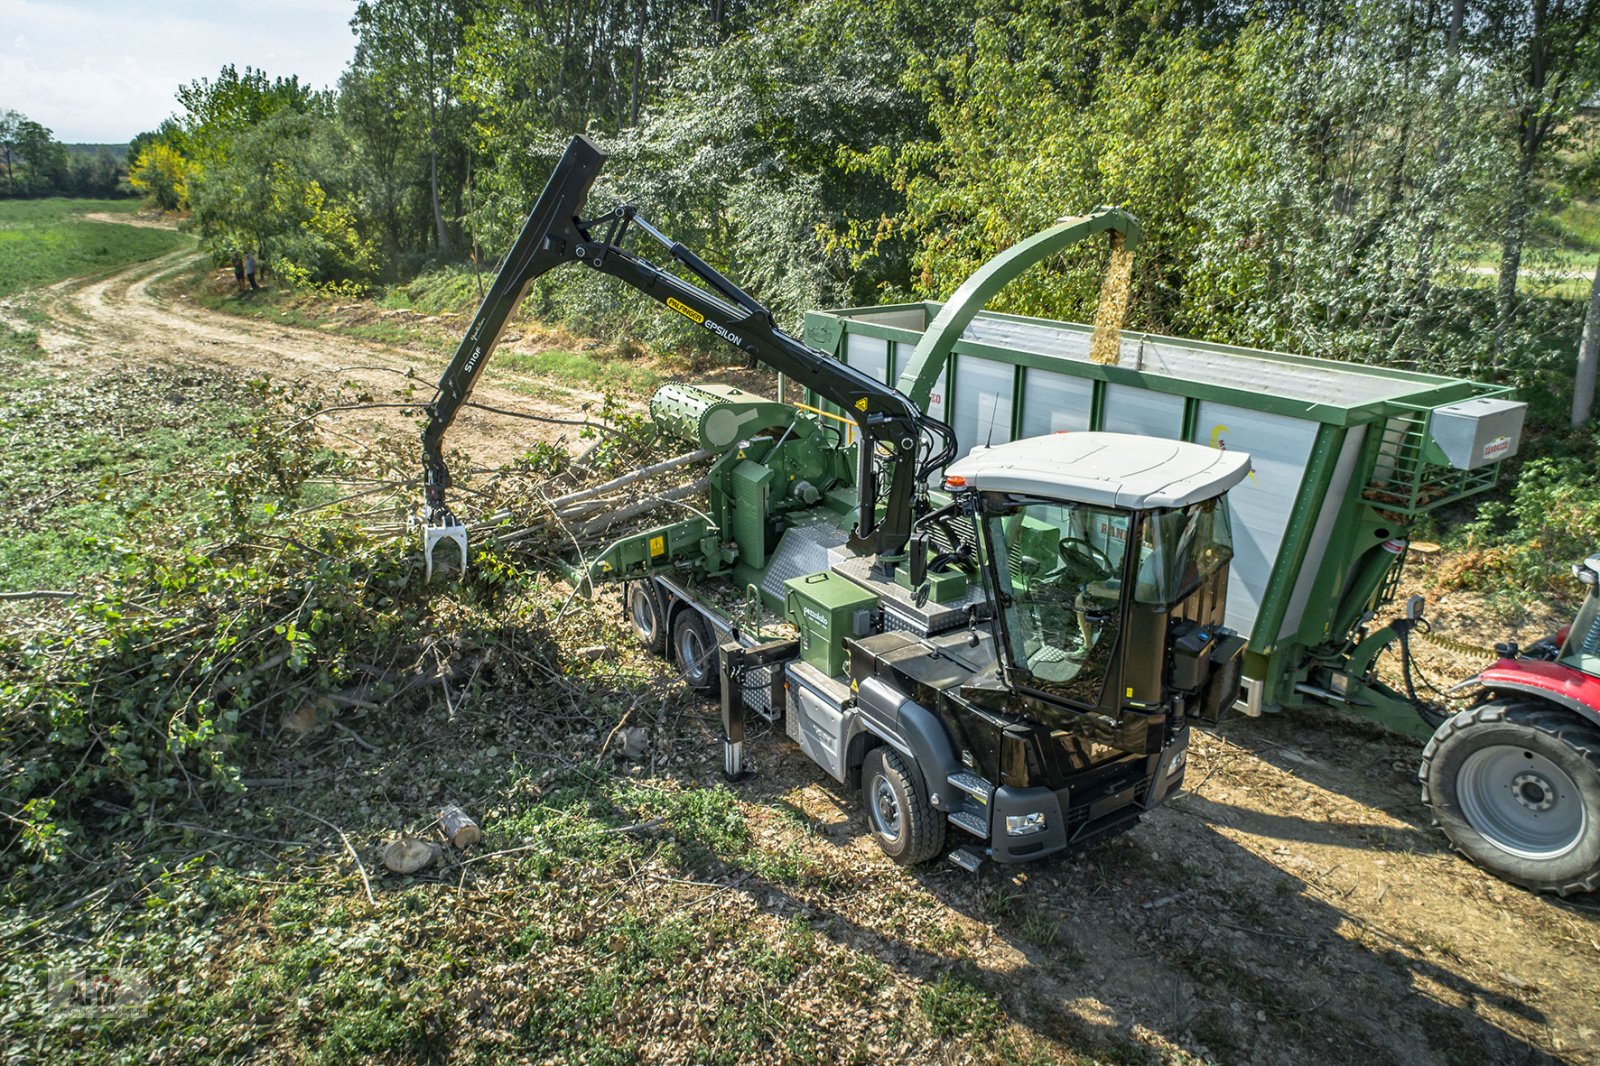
[0,388,712,873]
[478,446,712,558]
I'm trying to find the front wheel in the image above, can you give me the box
[862,747,945,865]
[1420,698,1600,894]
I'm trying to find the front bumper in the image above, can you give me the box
[986,727,1189,863]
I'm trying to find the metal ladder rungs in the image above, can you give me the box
[947,770,994,803]
[948,809,988,838]
[948,846,985,872]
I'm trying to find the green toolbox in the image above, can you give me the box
[784,571,877,677]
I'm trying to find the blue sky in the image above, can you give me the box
[0,0,359,143]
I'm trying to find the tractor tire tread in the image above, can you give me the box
[1420,697,1600,896]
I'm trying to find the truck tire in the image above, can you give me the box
[1420,698,1600,895]
[862,747,946,865]
[626,582,667,656]
[670,609,719,694]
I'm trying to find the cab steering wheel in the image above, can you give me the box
[1058,537,1113,576]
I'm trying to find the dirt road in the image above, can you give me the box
[3,245,604,469]
[8,228,1599,1064]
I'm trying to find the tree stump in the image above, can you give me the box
[439,804,481,848]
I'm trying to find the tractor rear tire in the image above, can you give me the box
[1420,698,1600,895]
[670,609,720,694]
[626,582,667,656]
[862,747,946,865]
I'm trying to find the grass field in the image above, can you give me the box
[0,324,269,591]
[0,198,188,297]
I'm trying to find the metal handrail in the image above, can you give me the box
[793,401,857,444]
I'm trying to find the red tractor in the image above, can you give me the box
[1421,554,1600,894]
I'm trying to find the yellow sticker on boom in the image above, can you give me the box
[854,397,869,412]
[667,297,704,324]
[648,535,665,557]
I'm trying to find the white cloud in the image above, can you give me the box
[0,0,358,142]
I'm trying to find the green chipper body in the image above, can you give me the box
[589,381,856,602]
[794,301,1525,738]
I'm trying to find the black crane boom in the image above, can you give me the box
[420,135,940,574]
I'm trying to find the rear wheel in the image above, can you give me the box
[862,747,945,865]
[670,609,719,694]
[1420,698,1600,895]
[626,582,667,655]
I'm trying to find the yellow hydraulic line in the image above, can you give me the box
[793,401,857,444]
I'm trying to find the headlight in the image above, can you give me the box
[1167,750,1187,777]
[1004,812,1047,836]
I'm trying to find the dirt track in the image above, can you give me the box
[3,245,603,469]
[8,228,1600,1064]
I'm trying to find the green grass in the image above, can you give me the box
[0,198,188,296]
[919,971,1005,1041]
[499,347,662,395]
[0,325,319,591]
[1547,197,1600,255]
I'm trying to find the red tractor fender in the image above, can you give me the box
[1474,658,1600,729]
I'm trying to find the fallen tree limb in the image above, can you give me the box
[289,805,377,905]
[574,480,709,539]
[549,449,712,510]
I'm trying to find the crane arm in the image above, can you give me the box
[420,134,939,578]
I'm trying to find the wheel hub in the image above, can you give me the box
[871,777,901,841]
[678,629,705,676]
[1512,771,1556,812]
[1457,745,1586,861]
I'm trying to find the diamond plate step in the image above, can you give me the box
[948,809,988,838]
[948,846,985,872]
[947,771,994,804]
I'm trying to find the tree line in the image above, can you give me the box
[0,112,125,198]
[123,0,1599,413]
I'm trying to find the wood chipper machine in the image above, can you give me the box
[416,136,1253,870]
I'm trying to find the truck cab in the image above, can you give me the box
[821,432,1250,866]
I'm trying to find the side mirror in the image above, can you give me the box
[908,531,929,589]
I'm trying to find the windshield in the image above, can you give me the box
[984,500,1129,700]
[1135,498,1233,606]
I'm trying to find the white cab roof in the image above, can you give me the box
[945,432,1252,510]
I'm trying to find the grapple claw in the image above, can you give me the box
[421,517,469,582]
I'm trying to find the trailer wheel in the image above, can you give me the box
[862,747,946,865]
[626,582,667,656]
[670,610,719,694]
[1420,698,1600,895]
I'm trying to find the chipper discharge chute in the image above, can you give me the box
[416,135,1253,870]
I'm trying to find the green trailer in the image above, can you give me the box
[795,218,1525,741]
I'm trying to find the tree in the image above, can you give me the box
[0,115,69,196]
[0,111,20,194]
[1575,258,1600,426]
[174,64,324,171]
[1481,0,1600,363]
[187,109,377,283]
[351,0,476,257]
[128,143,191,210]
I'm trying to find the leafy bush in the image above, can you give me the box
[1438,427,1600,600]
[0,393,508,872]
